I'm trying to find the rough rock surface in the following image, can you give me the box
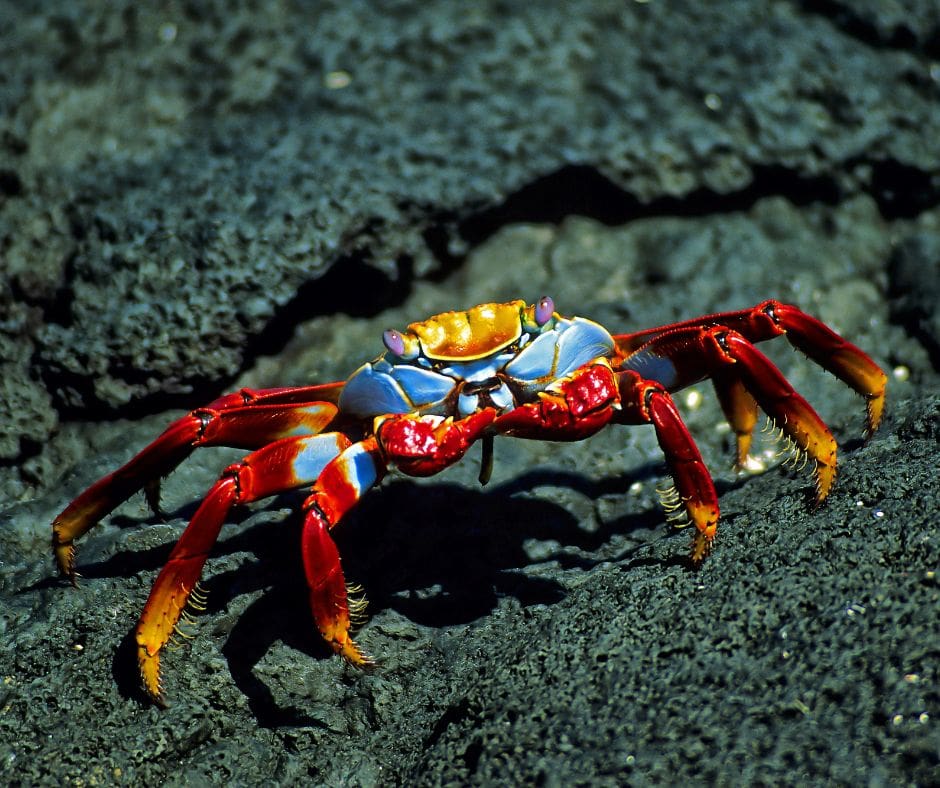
[1,1,938,785]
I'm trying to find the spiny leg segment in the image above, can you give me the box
[299,409,498,666]
[136,431,350,705]
[52,385,342,581]
[615,301,887,508]
[705,329,839,502]
[613,371,721,563]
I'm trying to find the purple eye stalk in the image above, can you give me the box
[522,295,556,334]
[382,328,419,359]
[535,295,554,326]
[383,329,405,356]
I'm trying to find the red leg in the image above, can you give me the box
[614,301,887,502]
[615,371,721,564]
[709,329,840,501]
[619,321,841,501]
[301,438,384,667]
[299,410,498,664]
[52,384,342,581]
[613,300,886,437]
[494,361,720,562]
[762,302,887,436]
[135,430,350,705]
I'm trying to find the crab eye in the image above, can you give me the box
[383,329,406,356]
[535,296,554,326]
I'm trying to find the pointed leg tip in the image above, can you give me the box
[338,636,376,670]
[689,533,714,567]
[53,541,78,585]
[138,645,168,707]
[813,461,837,505]
[865,394,885,439]
[688,511,717,567]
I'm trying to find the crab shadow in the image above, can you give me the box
[81,461,705,725]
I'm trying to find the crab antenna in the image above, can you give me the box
[535,295,554,326]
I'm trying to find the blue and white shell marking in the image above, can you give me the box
[338,303,616,420]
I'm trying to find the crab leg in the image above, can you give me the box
[613,299,887,437]
[762,302,887,437]
[135,431,350,705]
[493,362,720,562]
[619,323,840,502]
[53,384,342,581]
[615,371,721,564]
[706,329,839,501]
[711,373,760,471]
[301,410,497,665]
[300,439,384,667]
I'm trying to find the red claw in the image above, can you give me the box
[377,410,496,476]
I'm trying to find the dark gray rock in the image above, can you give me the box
[889,230,940,367]
[3,0,940,478]
[1,1,938,785]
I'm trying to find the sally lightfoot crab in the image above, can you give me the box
[52,297,886,705]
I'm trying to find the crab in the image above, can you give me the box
[52,297,886,705]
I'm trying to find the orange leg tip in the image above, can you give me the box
[813,461,837,504]
[341,639,376,669]
[685,502,718,565]
[53,541,75,581]
[318,612,377,668]
[865,394,885,438]
[316,609,372,667]
[687,502,718,536]
[690,532,714,566]
[137,646,167,707]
